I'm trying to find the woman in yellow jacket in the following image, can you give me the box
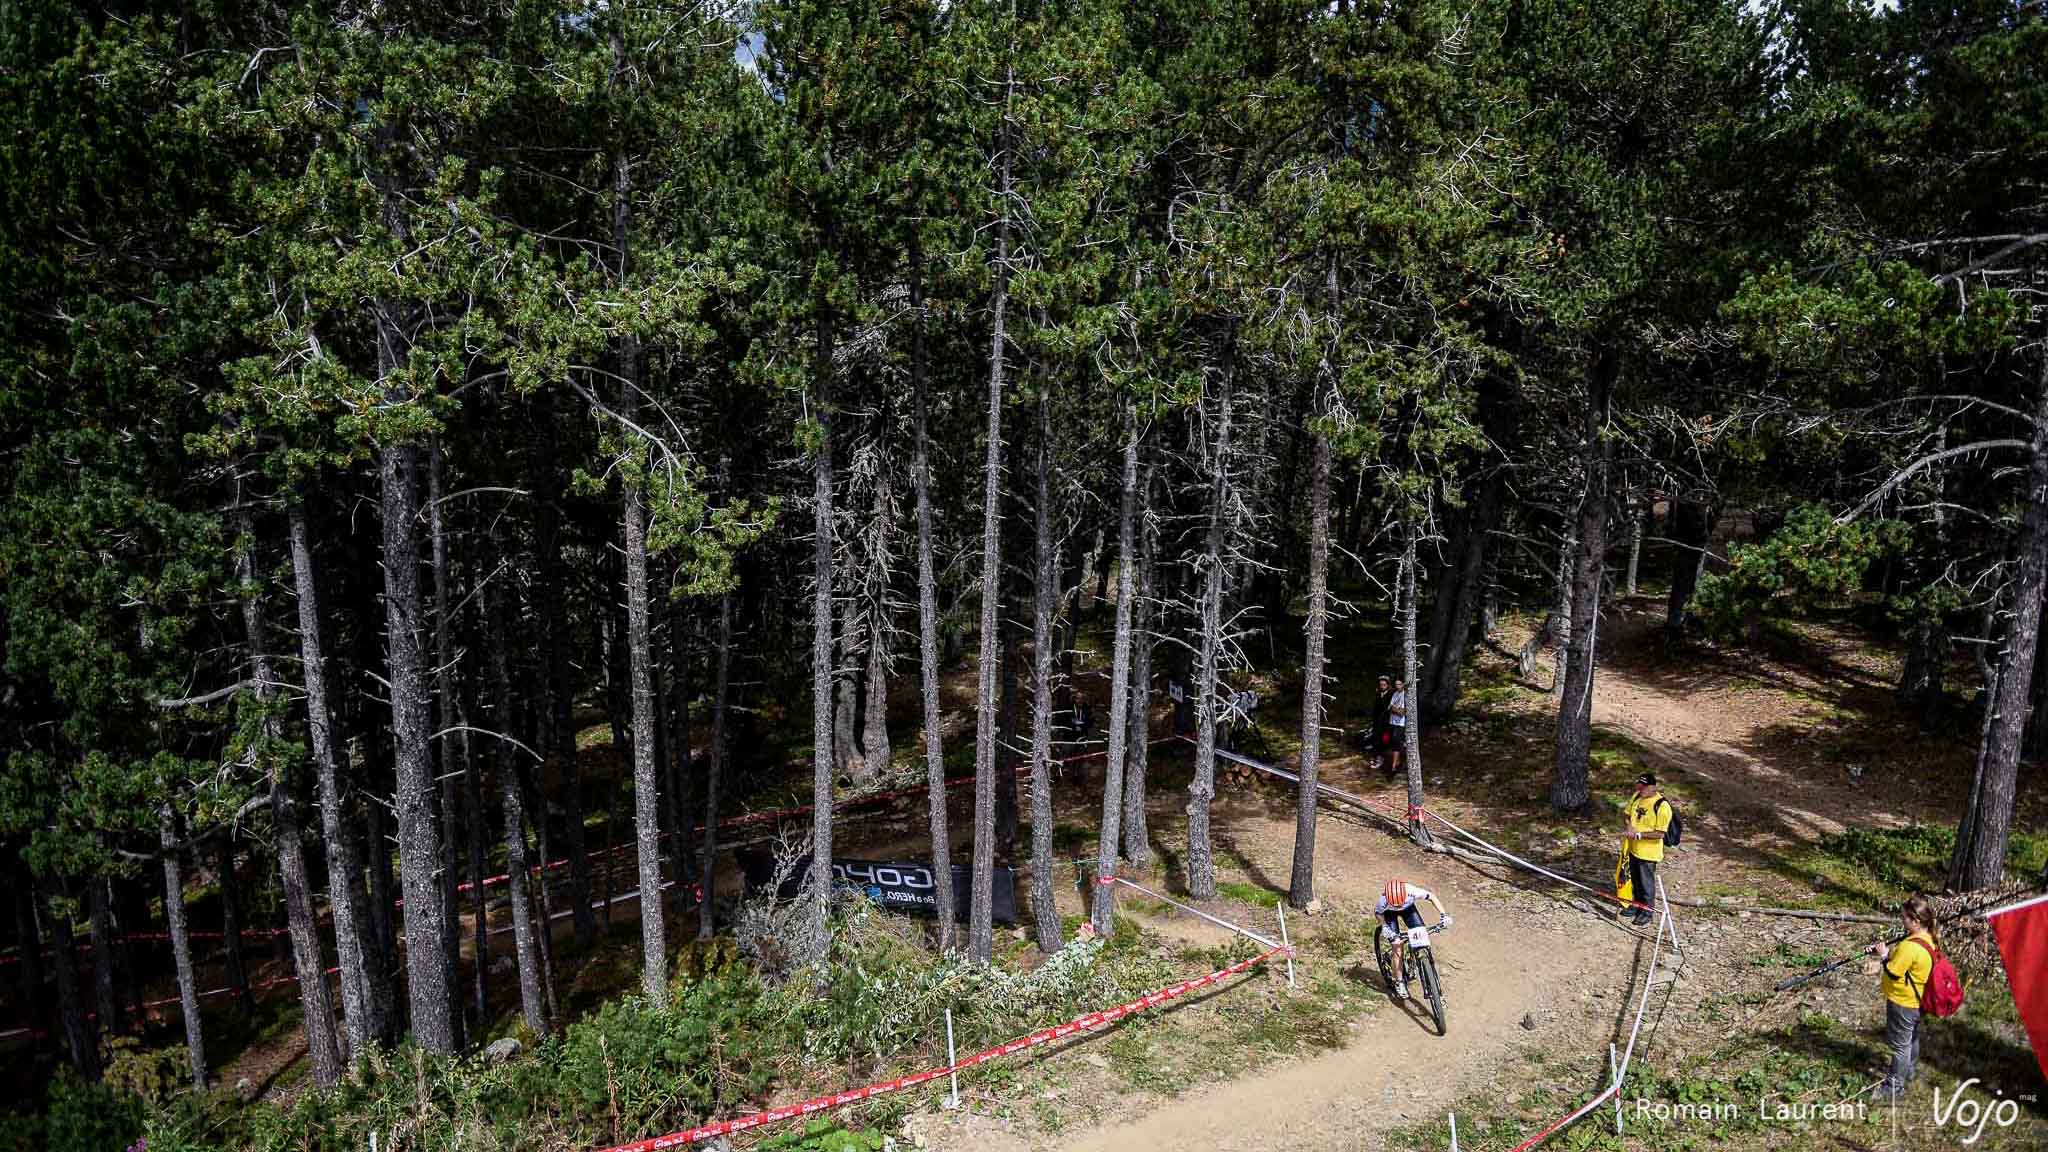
[1865,894,1938,1102]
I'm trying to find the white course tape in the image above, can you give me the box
[1100,875,1287,953]
[1421,805,1652,913]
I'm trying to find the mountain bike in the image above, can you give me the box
[1374,914,1449,1035]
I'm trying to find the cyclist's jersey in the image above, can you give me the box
[1375,885,1434,916]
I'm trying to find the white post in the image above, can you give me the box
[1657,876,1685,966]
[945,1008,960,1110]
[1277,901,1296,989]
[1448,1111,1459,1152]
[1611,1043,1622,1134]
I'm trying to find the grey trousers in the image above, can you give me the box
[1884,1002,1923,1091]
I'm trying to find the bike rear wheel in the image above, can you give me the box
[1417,950,1446,1035]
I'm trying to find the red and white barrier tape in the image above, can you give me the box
[596,943,1287,1152]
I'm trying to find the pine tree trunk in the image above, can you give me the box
[88,876,119,1038]
[1188,333,1236,901]
[44,878,98,1079]
[1122,467,1157,867]
[968,122,1013,963]
[361,776,399,1046]
[377,432,454,1053]
[427,443,469,1051]
[535,404,595,944]
[1028,397,1064,953]
[1551,352,1616,814]
[863,460,894,775]
[521,756,563,1026]
[1420,501,1467,697]
[808,303,840,954]
[666,607,694,919]
[1421,473,1502,722]
[1290,425,1332,910]
[1950,348,2048,891]
[116,882,145,1027]
[997,618,1021,854]
[1900,618,1949,730]
[1401,520,1430,844]
[487,557,549,1038]
[836,601,863,780]
[465,767,487,1030]
[863,622,891,778]
[910,259,956,952]
[216,837,250,1020]
[13,874,45,1039]
[700,593,733,942]
[1666,500,1710,634]
[617,339,669,998]
[159,805,206,1089]
[1624,494,1643,596]
[286,502,372,1063]
[603,605,629,931]
[1092,416,1142,934]
[241,507,345,1082]
[1480,526,1502,638]
[1551,528,1575,700]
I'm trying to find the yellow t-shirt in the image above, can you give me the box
[1626,794,1672,862]
[1882,934,1935,1010]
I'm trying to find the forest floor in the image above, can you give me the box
[21,587,2044,1151]
[898,594,2047,1152]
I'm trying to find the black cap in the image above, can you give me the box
[1636,772,1658,786]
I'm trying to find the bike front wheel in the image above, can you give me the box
[1416,949,1446,1035]
[1373,925,1396,996]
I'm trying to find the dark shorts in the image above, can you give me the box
[1380,905,1424,932]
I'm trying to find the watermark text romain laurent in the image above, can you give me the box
[1632,1096,1868,1126]
[1631,1078,2031,1145]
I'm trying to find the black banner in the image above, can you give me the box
[735,850,1015,924]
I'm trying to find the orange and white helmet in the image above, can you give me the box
[1383,878,1408,907]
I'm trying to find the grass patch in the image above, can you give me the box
[1398,980,2048,1150]
[1802,824,2048,909]
[1216,880,1282,909]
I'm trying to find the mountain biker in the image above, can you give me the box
[1377,878,1451,1000]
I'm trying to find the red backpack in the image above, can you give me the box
[1908,939,1966,1018]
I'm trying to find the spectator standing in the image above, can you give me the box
[1388,677,1408,777]
[1867,894,1939,1102]
[1620,773,1672,927]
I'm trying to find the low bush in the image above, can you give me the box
[131,896,1169,1151]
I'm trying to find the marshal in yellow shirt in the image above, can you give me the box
[1626,794,1672,862]
[1882,934,1935,1009]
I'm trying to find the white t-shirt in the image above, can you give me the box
[1389,689,1407,728]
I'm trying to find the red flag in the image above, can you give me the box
[1987,893,2048,1084]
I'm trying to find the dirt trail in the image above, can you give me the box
[1062,890,1612,1151]
[919,792,1641,1152]
[921,607,1793,1152]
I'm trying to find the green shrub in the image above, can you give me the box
[779,900,1174,1068]
[0,1068,148,1152]
[1693,505,1904,642]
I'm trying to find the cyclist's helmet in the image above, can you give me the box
[1383,878,1408,908]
